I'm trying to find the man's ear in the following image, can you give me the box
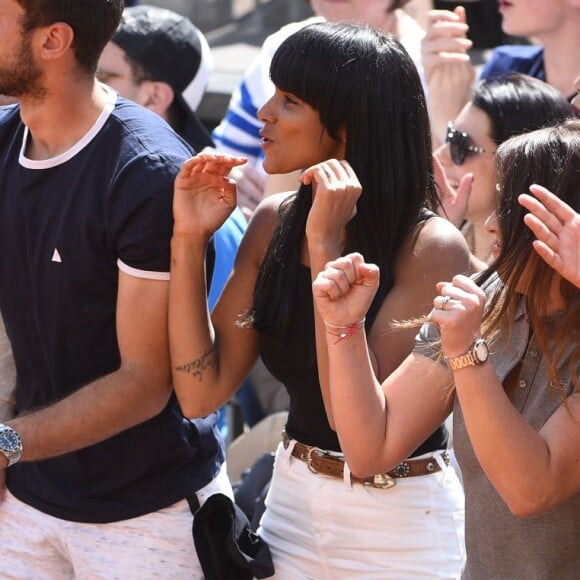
[36,22,75,62]
[141,81,175,117]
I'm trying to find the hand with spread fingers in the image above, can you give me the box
[303,159,362,252]
[430,274,486,357]
[519,184,580,288]
[312,253,379,329]
[173,152,247,239]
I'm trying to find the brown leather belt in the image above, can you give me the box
[282,432,449,489]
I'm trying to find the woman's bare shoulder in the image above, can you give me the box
[398,216,470,279]
[412,215,469,259]
[250,190,295,224]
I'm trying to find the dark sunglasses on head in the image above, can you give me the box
[445,122,486,165]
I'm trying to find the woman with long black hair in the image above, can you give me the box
[169,22,469,578]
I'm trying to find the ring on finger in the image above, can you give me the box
[437,295,452,311]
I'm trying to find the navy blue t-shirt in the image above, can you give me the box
[480,45,545,82]
[0,92,223,523]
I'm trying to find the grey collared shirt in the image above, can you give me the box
[415,290,580,579]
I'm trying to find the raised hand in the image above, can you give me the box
[312,253,379,327]
[303,159,362,252]
[173,153,247,239]
[519,184,580,288]
[433,153,473,227]
[422,7,475,147]
[430,275,486,358]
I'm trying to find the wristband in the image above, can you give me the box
[323,318,365,346]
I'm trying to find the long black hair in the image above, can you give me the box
[252,22,436,339]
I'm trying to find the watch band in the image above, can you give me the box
[446,351,477,371]
[445,338,489,371]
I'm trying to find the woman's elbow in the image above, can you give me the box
[176,396,222,420]
[344,451,386,479]
[504,490,554,518]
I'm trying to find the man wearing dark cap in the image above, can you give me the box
[99,4,214,152]
[0,0,232,576]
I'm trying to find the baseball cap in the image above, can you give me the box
[113,5,214,151]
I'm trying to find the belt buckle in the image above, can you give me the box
[366,473,396,489]
[306,445,325,475]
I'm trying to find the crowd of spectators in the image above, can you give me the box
[0,1,578,578]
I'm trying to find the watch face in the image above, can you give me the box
[0,429,21,453]
[473,339,489,363]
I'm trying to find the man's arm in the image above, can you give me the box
[1,271,172,467]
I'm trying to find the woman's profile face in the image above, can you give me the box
[483,210,502,260]
[484,207,535,290]
[435,103,498,226]
[310,0,395,32]
[257,87,345,175]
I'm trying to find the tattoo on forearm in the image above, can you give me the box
[174,347,217,381]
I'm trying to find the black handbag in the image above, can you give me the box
[190,493,275,580]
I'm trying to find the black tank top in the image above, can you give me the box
[259,264,447,454]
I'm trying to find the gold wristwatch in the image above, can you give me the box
[445,338,489,371]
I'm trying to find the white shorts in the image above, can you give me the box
[0,462,233,580]
[259,441,466,579]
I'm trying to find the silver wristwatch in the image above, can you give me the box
[0,424,23,467]
[444,338,489,371]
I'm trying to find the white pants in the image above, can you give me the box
[0,463,233,580]
[259,442,466,579]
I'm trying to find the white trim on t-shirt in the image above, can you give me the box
[117,259,170,282]
[19,84,117,170]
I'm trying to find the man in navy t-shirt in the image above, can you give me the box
[0,1,229,576]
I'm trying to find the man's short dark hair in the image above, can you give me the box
[17,0,123,73]
[112,5,214,149]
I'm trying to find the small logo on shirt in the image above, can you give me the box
[51,249,62,263]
